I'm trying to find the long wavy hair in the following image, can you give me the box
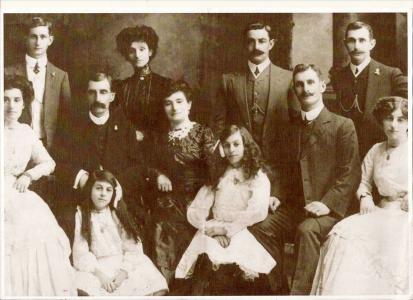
[79,170,142,246]
[209,125,268,188]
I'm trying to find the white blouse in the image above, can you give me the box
[73,207,145,276]
[187,167,270,237]
[4,123,55,180]
[357,141,408,200]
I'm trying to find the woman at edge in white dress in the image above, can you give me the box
[4,75,75,296]
[311,96,409,295]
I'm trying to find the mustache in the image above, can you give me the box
[92,102,107,109]
[252,49,265,56]
[350,50,365,55]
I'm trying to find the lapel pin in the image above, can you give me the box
[374,68,380,76]
[114,125,118,131]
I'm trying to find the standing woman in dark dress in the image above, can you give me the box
[148,80,216,285]
[115,24,171,139]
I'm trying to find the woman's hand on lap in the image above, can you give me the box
[13,174,31,193]
[213,235,231,248]
[360,196,376,214]
[157,174,172,192]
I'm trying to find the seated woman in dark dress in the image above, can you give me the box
[148,80,216,286]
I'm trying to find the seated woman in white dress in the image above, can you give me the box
[73,170,168,296]
[175,125,276,295]
[311,96,409,295]
[4,75,75,296]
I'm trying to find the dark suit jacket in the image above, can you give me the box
[211,63,299,196]
[278,107,361,218]
[329,58,408,157]
[5,61,71,150]
[54,107,144,201]
[212,63,299,158]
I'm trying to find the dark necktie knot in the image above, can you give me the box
[254,66,260,76]
[34,62,40,74]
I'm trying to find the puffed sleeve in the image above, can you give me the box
[356,143,379,200]
[26,130,56,180]
[187,185,216,232]
[72,207,100,273]
[109,212,145,275]
[223,170,270,237]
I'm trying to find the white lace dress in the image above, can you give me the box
[73,207,168,296]
[175,167,276,279]
[311,141,409,295]
[4,123,75,296]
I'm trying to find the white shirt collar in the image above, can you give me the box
[350,56,371,77]
[89,111,110,125]
[248,57,271,78]
[25,54,48,68]
[301,100,324,121]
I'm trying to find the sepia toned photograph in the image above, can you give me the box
[1,1,411,298]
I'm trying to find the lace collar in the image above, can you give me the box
[168,120,195,142]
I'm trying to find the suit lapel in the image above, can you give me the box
[102,114,118,166]
[44,63,59,134]
[300,108,331,159]
[364,59,380,119]
[263,63,283,135]
[233,70,251,131]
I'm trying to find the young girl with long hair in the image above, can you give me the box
[175,125,276,295]
[72,170,168,296]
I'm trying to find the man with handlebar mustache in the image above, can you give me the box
[211,21,300,294]
[328,21,407,158]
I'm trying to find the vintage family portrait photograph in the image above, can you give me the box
[1,0,411,298]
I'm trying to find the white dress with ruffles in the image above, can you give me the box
[311,141,409,295]
[73,207,168,296]
[4,123,75,296]
[175,167,276,279]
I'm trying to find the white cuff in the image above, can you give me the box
[74,170,89,189]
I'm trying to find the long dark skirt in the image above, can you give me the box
[187,254,272,296]
[152,192,196,284]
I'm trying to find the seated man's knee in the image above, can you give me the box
[296,218,320,237]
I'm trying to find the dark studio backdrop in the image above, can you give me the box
[4,13,407,125]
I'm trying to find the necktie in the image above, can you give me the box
[34,62,40,74]
[254,66,260,76]
[354,67,359,76]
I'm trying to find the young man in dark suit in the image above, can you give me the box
[329,21,407,158]
[5,17,71,151]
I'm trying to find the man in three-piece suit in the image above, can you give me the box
[329,21,408,158]
[282,64,360,294]
[5,17,71,151]
[53,71,145,244]
[211,21,299,294]
[211,21,299,161]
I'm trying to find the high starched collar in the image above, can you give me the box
[25,54,48,68]
[89,111,110,125]
[301,101,324,122]
[248,58,271,78]
[350,56,371,77]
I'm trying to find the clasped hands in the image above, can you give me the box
[205,225,231,248]
[96,269,127,293]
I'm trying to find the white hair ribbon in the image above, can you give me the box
[114,179,123,208]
